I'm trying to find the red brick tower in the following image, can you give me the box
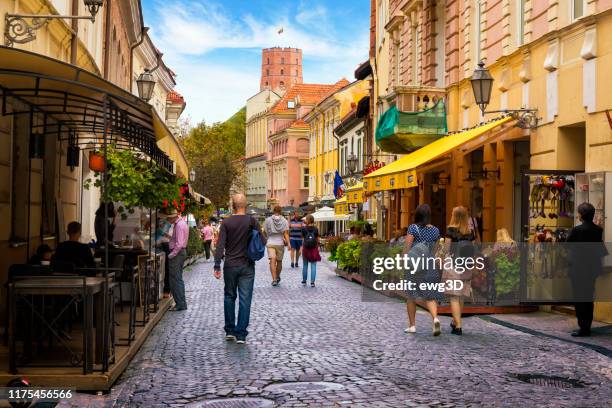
[260,47,303,93]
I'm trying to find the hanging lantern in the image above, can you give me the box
[67,145,80,167]
[470,60,494,115]
[89,151,106,172]
[29,132,45,159]
[136,68,156,102]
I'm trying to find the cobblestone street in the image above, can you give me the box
[66,254,612,407]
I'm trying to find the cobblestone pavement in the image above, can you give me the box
[65,253,612,408]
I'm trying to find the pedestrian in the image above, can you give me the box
[566,202,607,337]
[443,206,476,335]
[94,202,116,247]
[263,205,289,286]
[403,204,442,336]
[289,211,305,268]
[213,194,265,344]
[167,208,189,311]
[28,244,53,266]
[201,219,214,261]
[155,214,173,298]
[301,214,321,287]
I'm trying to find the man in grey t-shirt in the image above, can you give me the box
[263,205,289,286]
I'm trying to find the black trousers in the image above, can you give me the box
[204,240,212,260]
[574,302,594,333]
[161,242,171,293]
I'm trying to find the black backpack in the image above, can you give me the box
[303,228,317,249]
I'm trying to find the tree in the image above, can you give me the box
[181,107,246,211]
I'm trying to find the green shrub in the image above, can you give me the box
[336,240,362,271]
[325,236,345,261]
[186,227,204,257]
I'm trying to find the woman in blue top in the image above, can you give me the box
[403,204,442,336]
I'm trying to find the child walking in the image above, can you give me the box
[301,214,321,287]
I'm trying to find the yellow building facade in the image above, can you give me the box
[306,80,370,204]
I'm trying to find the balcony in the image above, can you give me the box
[377,86,447,154]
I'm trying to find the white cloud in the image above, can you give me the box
[171,57,260,123]
[153,1,366,60]
[148,0,369,123]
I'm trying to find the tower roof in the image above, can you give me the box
[270,80,350,114]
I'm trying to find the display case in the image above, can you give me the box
[575,172,612,241]
[522,171,577,243]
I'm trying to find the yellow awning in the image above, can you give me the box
[334,196,349,215]
[364,117,512,192]
[346,182,365,204]
[153,111,190,179]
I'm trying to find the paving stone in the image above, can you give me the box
[61,254,612,408]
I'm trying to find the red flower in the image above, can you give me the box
[162,199,168,208]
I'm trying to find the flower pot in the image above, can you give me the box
[89,151,106,172]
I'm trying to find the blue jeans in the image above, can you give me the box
[168,249,187,309]
[223,264,255,339]
[302,259,317,283]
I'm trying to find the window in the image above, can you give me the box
[279,81,285,87]
[280,69,284,75]
[266,69,270,76]
[377,0,388,48]
[357,137,363,171]
[281,57,285,64]
[572,0,584,20]
[301,165,309,188]
[267,57,270,64]
[517,0,525,46]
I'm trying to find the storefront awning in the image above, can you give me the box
[334,196,349,215]
[153,112,190,178]
[346,182,365,204]
[364,116,513,192]
[0,46,174,172]
[312,206,349,222]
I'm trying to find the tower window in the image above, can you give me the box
[281,69,284,75]
[267,57,270,64]
[281,57,285,64]
[267,69,270,75]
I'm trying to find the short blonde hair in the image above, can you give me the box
[496,228,514,244]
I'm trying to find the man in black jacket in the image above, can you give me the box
[567,202,606,337]
[213,194,265,344]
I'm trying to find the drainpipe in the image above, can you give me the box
[103,0,111,79]
[130,26,149,94]
[70,0,79,64]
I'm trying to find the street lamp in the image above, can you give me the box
[470,60,539,129]
[324,171,331,185]
[136,68,156,102]
[346,153,358,175]
[470,61,494,115]
[189,169,196,182]
[5,0,104,46]
[84,0,104,18]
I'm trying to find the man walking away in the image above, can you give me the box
[289,211,305,268]
[167,208,189,311]
[214,194,265,344]
[567,202,607,337]
[263,205,289,286]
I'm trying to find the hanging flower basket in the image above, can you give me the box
[89,151,106,172]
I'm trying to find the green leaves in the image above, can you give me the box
[84,145,182,216]
[180,108,246,210]
[336,240,362,270]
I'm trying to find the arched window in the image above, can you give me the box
[267,57,270,64]
[280,69,284,75]
[280,81,285,87]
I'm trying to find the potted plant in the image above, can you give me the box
[89,150,106,172]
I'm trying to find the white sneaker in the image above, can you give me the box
[433,318,441,336]
[225,335,236,341]
[404,326,416,334]
[236,339,246,344]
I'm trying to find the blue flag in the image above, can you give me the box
[333,170,345,199]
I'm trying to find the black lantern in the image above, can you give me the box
[83,0,104,19]
[29,132,44,159]
[470,60,494,114]
[346,153,358,175]
[67,145,80,167]
[136,68,156,102]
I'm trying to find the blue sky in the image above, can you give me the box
[141,0,370,124]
